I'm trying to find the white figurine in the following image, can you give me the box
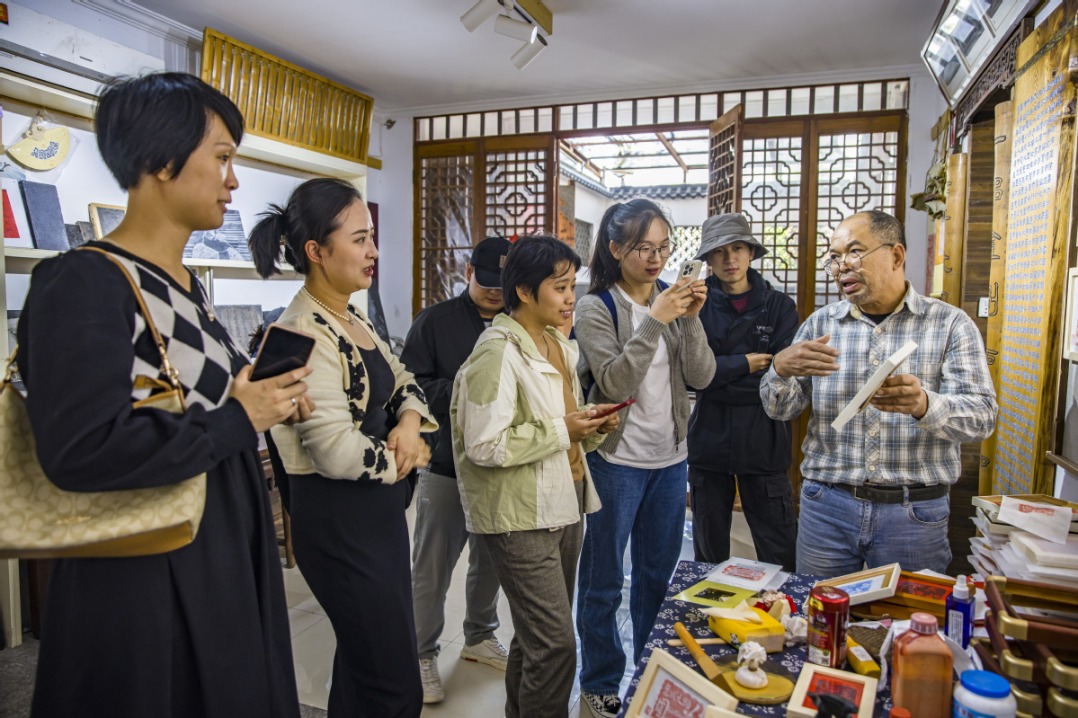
[734,641,769,689]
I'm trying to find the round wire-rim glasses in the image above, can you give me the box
[823,243,895,277]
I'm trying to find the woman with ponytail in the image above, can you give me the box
[573,199,716,718]
[249,178,438,718]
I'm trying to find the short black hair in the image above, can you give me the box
[96,72,244,190]
[859,210,906,248]
[502,235,581,313]
[248,178,364,278]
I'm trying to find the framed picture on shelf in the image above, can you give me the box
[1063,268,1078,361]
[2,178,32,247]
[184,209,249,261]
[787,664,878,718]
[814,563,900,606]
[88,203,126,240]
[625,649,738,717]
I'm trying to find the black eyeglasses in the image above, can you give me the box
[633,243,672,260]
[823,243,895,277]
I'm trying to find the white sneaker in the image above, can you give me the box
[459,636,509,671]
[581,691,621,718]
[419,657,445,704]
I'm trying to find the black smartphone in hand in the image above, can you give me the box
[250,324,316,381]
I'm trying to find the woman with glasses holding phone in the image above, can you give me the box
[572,199,715,718]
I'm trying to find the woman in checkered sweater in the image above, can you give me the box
[17,73,311,717]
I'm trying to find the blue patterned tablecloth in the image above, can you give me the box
[620,560,893,717]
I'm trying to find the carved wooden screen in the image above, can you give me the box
[707,104,743,215]
[414,136,556,313]
[813,116,906,310]
[731,113,907,317]
[741,120,805,311]
[483,136,556,239]
[415,142,477,311]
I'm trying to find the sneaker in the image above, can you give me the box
[459,636,509,671]
[581,691,621,718]
[419,657,445,704]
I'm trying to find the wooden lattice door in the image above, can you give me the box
[413,136,557,313]
[707,104,743,216]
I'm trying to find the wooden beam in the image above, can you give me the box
[656,132,689,172]
[516,0,552,35]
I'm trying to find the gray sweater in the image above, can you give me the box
[574,285,716,454]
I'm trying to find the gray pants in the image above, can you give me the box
[411,470,501,659]
[479,516,583,718]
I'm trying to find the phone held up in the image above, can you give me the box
[678,259,703,286]
[250,323,317,381]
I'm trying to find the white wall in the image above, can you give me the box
[904,68,949,294]
[364,114,415,339]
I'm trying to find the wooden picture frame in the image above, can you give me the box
[787,664,878,718]
[1063,268,1078,361]
[88,203,126,240]
[814,563,900,606]
[625,649,738,717]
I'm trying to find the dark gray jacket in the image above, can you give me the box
[574,284,716,455]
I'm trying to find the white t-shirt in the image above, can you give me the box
[599,285,687,469]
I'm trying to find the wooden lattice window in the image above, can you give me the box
[485,149,550,238]
[416,153,475,309]
[742,135,804,303]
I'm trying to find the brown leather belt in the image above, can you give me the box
[831,482,949,504]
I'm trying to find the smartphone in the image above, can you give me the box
[250,323,317,381]
[593,398,636,418]
[678,259,703,284]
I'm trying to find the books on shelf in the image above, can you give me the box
[972,494,1078,522]
[1010,531,1078,570]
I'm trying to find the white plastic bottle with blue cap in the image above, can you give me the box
[953,670,1016,717]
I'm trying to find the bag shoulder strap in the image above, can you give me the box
[78,247,182,393]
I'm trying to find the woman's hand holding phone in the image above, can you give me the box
[231,365,312,433]
[564,409,607,443]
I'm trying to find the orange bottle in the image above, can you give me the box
[891,612,954,717]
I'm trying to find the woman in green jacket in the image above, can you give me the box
[451,235,618,718]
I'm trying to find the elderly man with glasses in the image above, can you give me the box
[760,210,997,578]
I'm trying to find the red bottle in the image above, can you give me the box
[891,612,954,717]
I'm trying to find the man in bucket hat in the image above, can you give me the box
[401,236,513,703]
[687,213,799,570]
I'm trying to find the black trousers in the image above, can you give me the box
[689,467,797,571]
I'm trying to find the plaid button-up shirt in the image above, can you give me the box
[760,283,997,487]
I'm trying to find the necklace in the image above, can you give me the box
[302,287,354,325]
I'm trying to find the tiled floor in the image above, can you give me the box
[284,505,758,717]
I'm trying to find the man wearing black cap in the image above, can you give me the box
[401,236,512,703]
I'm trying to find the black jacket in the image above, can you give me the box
[400,290,493,478]
[687,268,799,477]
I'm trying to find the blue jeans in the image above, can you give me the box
[577,453,687,695]
[796,479,952,578]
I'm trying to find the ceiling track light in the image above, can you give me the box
[511,34,546,70]
[494,14,537,44]
[460,0,502,32]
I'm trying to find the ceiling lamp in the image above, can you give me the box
[511,35,546,70]
[460,0,501,32]
[494,14,537,44]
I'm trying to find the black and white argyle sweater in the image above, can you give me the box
[96,246,249,409]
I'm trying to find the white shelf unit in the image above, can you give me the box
[0,70,369,649]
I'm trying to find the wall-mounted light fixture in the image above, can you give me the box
[511,35,546,70]
[461,0,552,70]
[460,0,502,32]
[494,13,537,44]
